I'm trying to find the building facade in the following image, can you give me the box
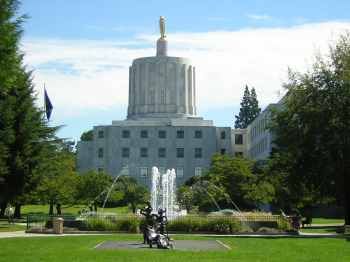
[77,19,240,186]
[76,18,284,186]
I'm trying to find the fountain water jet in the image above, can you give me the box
[151,167,178,219]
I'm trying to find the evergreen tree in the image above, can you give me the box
[0,0,57,217]
[234,85,261,128]
[249,87,261,121]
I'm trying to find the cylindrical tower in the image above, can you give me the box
[127,17,197,120]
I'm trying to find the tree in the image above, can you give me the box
[115,176,149,213]
[35,143,78,215]
[76,171,112,211]
[80,130,93,141]
[177,186,195,213]
[181,154,274,212]
[234,85,261,128]
[270,33,350,225]
[250,87,261,120]
[208,154,268,209]
[0,0,57,217]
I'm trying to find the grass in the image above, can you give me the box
[21,205,131,216]
[312,218,344,225]
[0,234,349,262]
[300,226,342,234]
[0,220,26,232]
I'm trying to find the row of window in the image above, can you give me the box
[97,166,203,178]
[97,130,228,140]
[99,147,204,158]
[100,166,203,178]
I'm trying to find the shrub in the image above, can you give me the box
[277,216,292,231]
[168,216,242,233]
[79,214,287,234]
[201,217,241,233]
[257,227,281,233]
[81,216,141,232]
[167,216,202,232]
[115,218,140,233]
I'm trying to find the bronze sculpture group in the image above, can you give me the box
[140,202,173,249]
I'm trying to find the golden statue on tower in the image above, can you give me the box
[159,16,166,39]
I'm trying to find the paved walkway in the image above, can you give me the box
[0,231,115,239]
[308,223,344,227]
[0,231,345,239]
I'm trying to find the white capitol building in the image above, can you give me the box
[77,17,275,186]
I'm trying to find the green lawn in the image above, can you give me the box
[21,205,131,216]
[0,221,26,232]
[312,218,344,225]
[300,226,342,234]
[0,234,349,262]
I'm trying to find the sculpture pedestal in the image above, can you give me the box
[156,38,168,56]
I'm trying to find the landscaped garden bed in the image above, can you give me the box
[26,213,293,234]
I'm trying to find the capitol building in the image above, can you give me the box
[77,17,273,186]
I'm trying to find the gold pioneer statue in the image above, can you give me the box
[159,16,166,39]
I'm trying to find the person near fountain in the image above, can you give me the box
[5,204,14,224]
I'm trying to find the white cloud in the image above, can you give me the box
[22,21,350,118]
[246,14,272,21]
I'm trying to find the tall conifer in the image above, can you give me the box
[0,0,57,217]
[234,85,261,128]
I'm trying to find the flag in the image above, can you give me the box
[44,88,53,120]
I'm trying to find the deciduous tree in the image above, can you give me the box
[270,33,350,225]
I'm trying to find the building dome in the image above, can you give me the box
[127,17,197,120]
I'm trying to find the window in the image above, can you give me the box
[235,134,243,145]
[235,152,243,157]
[122,130,130,138]
[176,167,184,178]
[176,148,184,158]
[176,130,184,139]
[194,148,202,158]
[98,167,104,173]
[158,130,166,138]
[194,130,202,138]
[122,148,130,158]
[220,148,226,155]
[98,130,104,138]
[140,167,148,178]
[98,148,103,158]
[140,130,148,138]
[158,148,166,158]
[195,167,202,176]
[140,148,148,157]
[220,131,226,139]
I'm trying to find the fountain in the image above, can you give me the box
[151,167,178,219]
[102,173,123,210]
[79,170,125,218]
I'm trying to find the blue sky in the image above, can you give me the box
[20,0,350,142]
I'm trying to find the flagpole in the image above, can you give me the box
[44,83,46,120]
